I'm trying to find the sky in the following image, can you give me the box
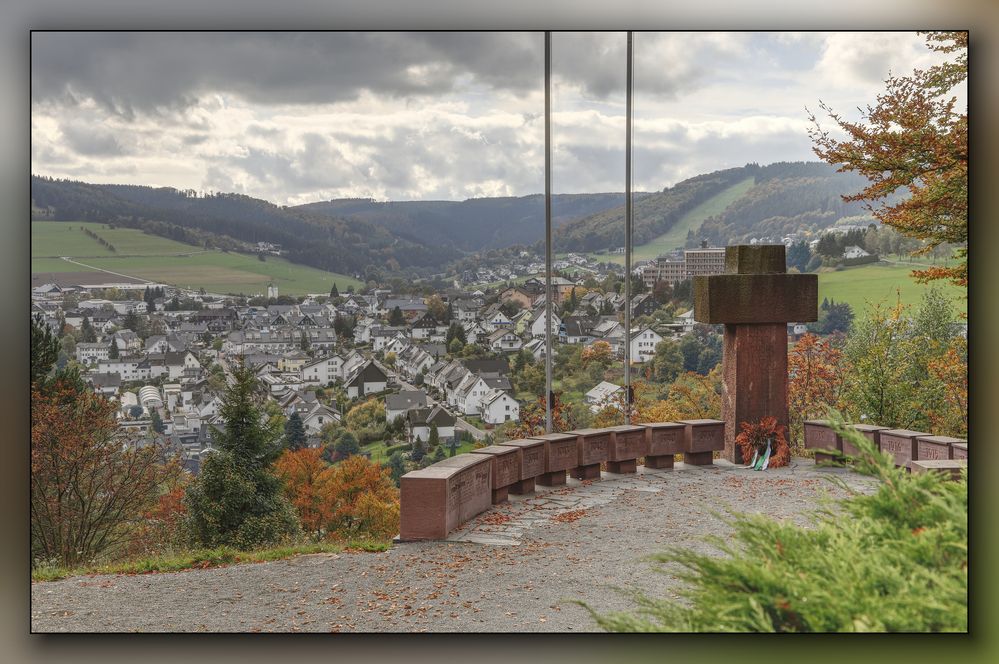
[30,31,963,205]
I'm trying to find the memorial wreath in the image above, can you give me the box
[735,416,790,469]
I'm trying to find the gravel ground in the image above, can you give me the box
[31,458,877,633]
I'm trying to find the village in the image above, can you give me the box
[30,237,844,479]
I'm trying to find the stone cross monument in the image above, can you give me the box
[692,245,818,463]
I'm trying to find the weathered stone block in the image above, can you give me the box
[915,435,965,462]
[399,454,492,541]
[952,442,968,460]
[725,244,787,274]
[643,422,683,469]
[497,438,546,494]
[567,428,611,480]
[804,419,844,464]
[910,459,967,480]
[845,423,890,457]
[470,445,522,504]
[606,424,648,473]
[528,431,578,486]
[679,419,725,454]
[693,274,818,325]
[879,429,929,469]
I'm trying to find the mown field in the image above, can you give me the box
[817,260,966,315]
[578,176,757,265]
[31,221,364,296]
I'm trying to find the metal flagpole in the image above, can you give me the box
[624,31,633,425]
[544,30,553,433]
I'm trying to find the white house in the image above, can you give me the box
[481,389,520,425]
[385,390,428,422]
[488,329,523,353]
[300,354,344,386]
[530,311,562,339]
[843,245,871,259]
[345,360,389,399]
[301,404,341,434]
[630,327,663,363]
[585,380,623,413]
[407,406,456,445]
[76,342,110,366]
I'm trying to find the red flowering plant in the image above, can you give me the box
[734,416,791,469]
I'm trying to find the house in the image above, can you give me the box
[385,390,429,423]
[843,245,871,259]
[481,305,513,332]
[523,338,547,361]
[530,310,561,339]
[459,375,513,417]
[481,389,520,425]
[345,360,389,399]
[488,328,523,353]
[88,372,122,398]
[278,350,311,372]
[300,354,345,386]
[630,293,659,318]
[560,316,597,345]
[630,327,663,363]
[164,350,202,380]
[407,406,456,445]
[301,403,341,434]
[76,342,111,365]
[498,287,535,310]
[586,381,623,413]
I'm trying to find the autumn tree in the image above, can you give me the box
[273,448,331,540]
[648,339,685,386]
[925,337,967,437]
[581,340,614,370]
[346,398,385,431]
[787,334,845,449]
[322,455,400,540]
[425,295,448,321]
[388,306,405,326]
[809,31,967,286]
[32,381,176,567]
[183,361,299,549]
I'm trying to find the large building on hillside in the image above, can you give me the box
[642,242,727,288]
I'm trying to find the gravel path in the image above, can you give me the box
[31,459,877,633]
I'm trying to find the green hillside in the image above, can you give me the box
[31,221,363,296]
[817,260,966,316]
[590,176,756,265]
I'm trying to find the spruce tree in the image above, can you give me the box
[183,361,299,548]
[330,283,339,298]
[80,316,97,343]
[108,340,120,359]
[284,412,307,451]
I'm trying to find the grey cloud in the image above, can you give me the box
[32,32,545,116]
[60,120,127,156]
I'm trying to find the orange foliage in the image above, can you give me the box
[323,455,399,541]
[787,334,844,449]
[581,340,614,368]
[509,393,572,437]
[926,337,968,437]
[274,448,332,538]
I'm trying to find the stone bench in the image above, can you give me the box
[399,453,492,541]
[606,424,648,474]
[678,419,725,465]
[470,445,522,504]
[915,435,967,462]
[497,437,546,495]
[566,428,611,480]
[845,423,890,457]
[879,429,930,471]
[952,442,968,460]
[644,422,685,469]
[910,459,967,480]
[527,432,579,486]
[804,419,843,465]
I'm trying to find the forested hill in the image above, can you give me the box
[31,162,885,279]
[30,176,453,276]
[555,162,878,252]
[293,193,642,251]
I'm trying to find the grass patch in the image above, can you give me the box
[30,220,364,296]
[31,539,390,582]
[817,260,966,316]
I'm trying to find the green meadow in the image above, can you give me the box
[31,221,364,296]
[817,260,966,316]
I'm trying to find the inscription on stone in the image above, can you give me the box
[917,439,950,461]
[647,423,685,456]
[878,430,926,468]
[951,443,968,460]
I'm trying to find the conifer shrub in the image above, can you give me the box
[584,415,967,632]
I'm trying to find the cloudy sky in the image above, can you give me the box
[30,31,962,205]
